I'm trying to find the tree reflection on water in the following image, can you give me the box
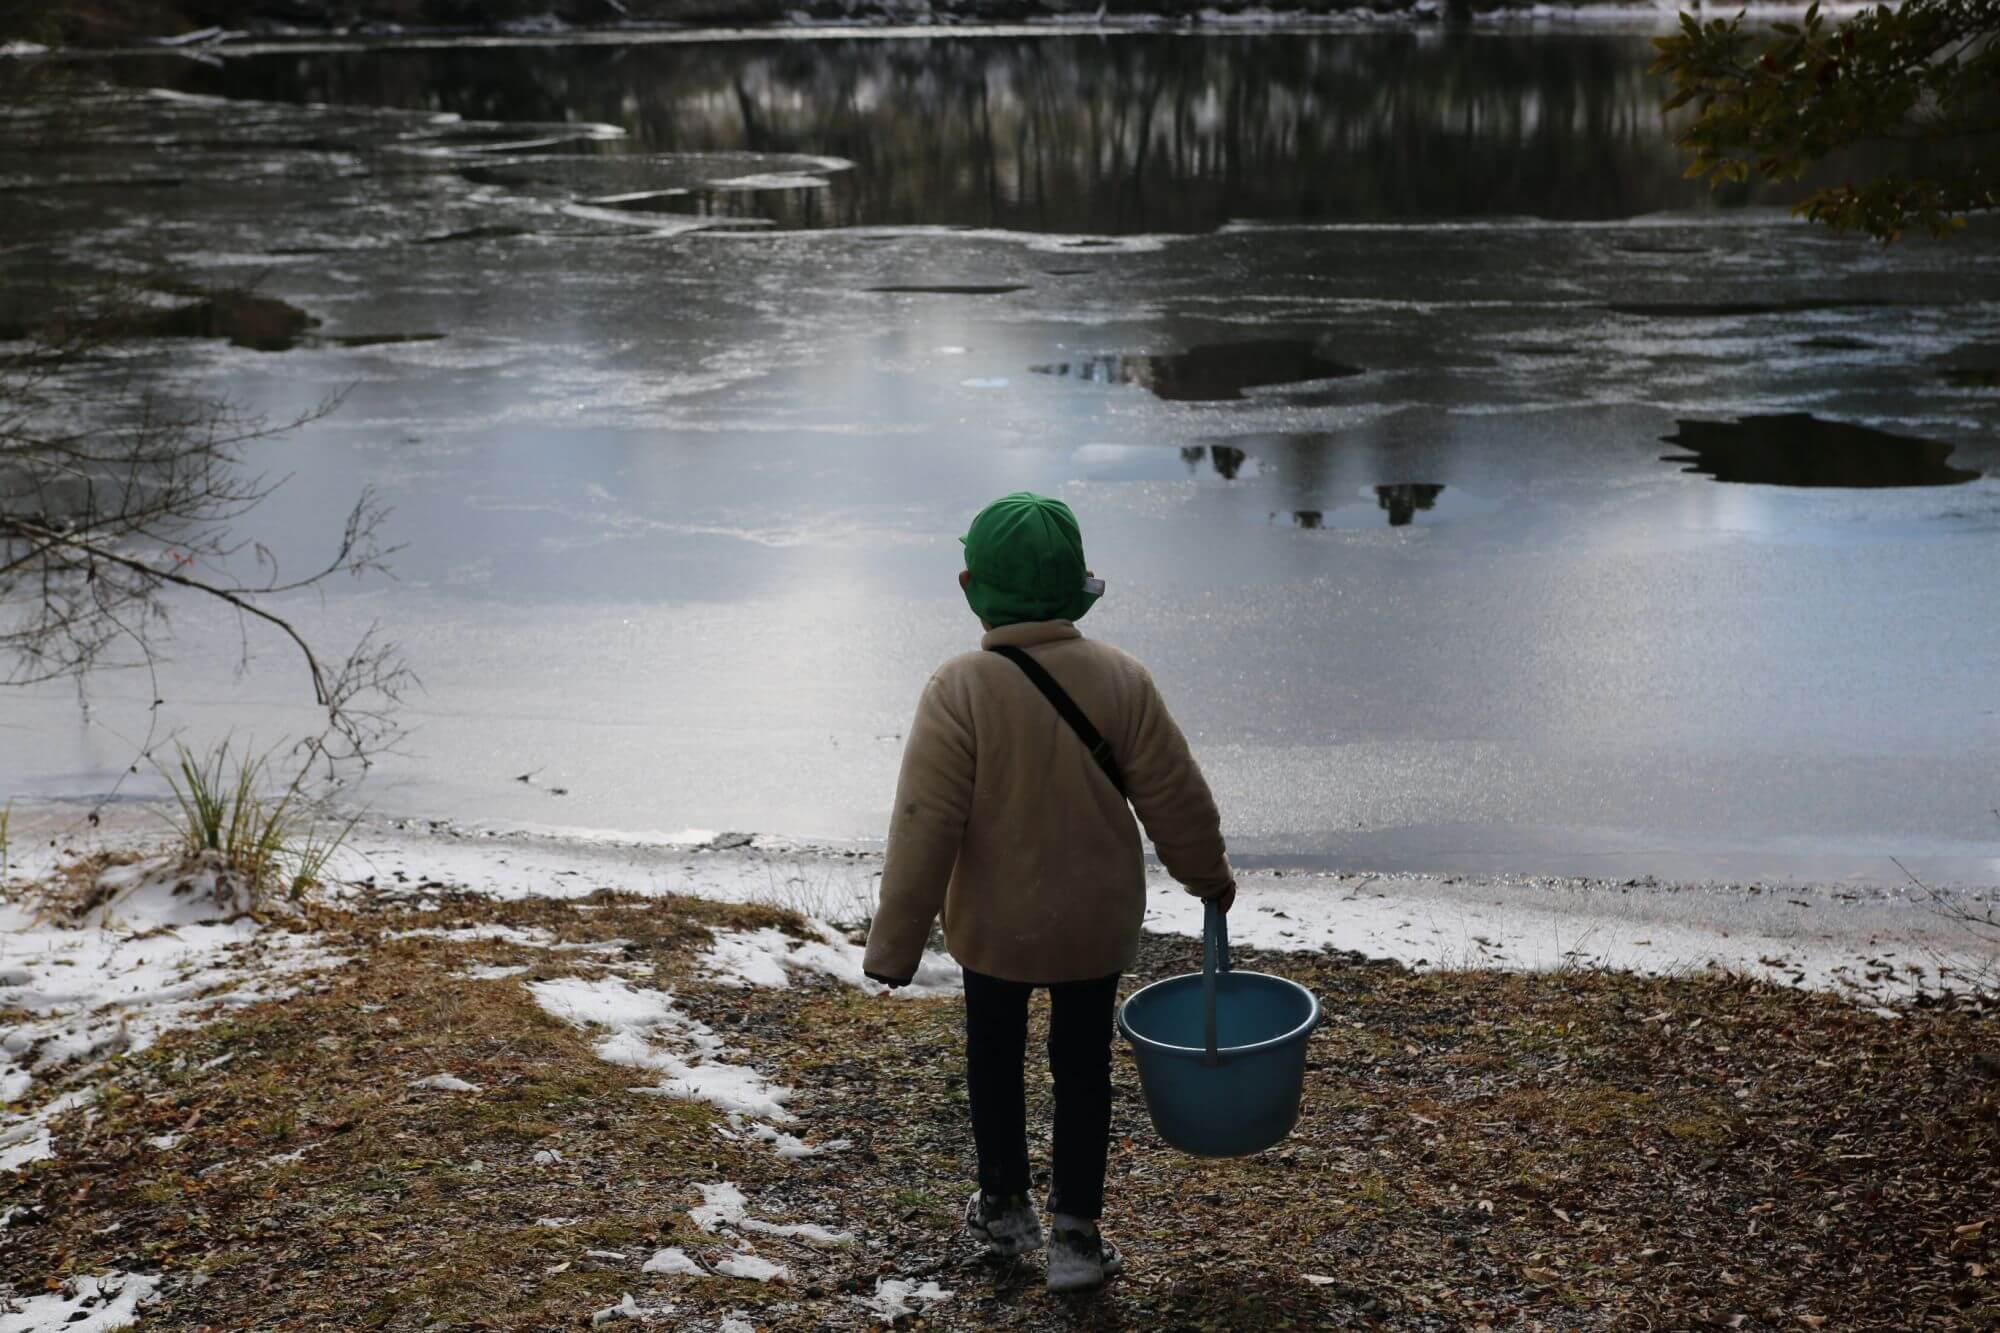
[1375,482,1446,525]
[143,32,1804,233]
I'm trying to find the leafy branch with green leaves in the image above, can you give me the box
[1654,0,2000,240]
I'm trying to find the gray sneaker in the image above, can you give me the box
[964,1189,1044,1258]
[1046,1219,1124,1292]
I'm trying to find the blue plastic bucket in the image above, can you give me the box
[1118,902,1320,1157]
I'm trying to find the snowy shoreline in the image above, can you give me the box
[8,799,1996,1005]
[4,796,1995,1327]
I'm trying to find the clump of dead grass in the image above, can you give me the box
[159,740,355,908]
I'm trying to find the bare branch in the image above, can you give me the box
[0,282,411,789]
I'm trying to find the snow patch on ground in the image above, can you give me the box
[738,1120,852,1161]
[454,963,530,980]
[641,1247,703,1276]
[855,1277,954,1321]
[1,857,343,1172]
[689,1180,854,1248]
[526,976,800,1125]
[689,1181,752,1232]
[0,1124,52,1172]
[409,1073,480,1092]
[713,1253,786,1283]
[391,923,556,948]
[75,854,259,931]
[0,1271,160,1333]
[699,922,959,998]
[588,1293,641,1326]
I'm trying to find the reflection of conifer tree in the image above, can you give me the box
[1375,483,1445,526]
[1180,445,1207,474]
[1267,433,1333,515]
[1209,445,1247,480]
[1292,510,1324,529]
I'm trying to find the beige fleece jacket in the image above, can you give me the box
[862,620,1234,986]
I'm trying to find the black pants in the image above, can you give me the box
[962,967,1120,1221]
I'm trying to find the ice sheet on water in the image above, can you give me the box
[469,152,848,198]
[392,122,624,159]
[700,223,1175,255]
[708,173,832,192]
[558,204,768,235]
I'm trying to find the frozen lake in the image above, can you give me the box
[4,29,1999,888]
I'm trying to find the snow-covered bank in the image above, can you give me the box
[9,801,1997,1005]
[0,1271,159,1333]
[0,845,348,1177]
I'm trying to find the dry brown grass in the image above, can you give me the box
[2,890,1995,1331]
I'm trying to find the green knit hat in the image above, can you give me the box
[960,492,1100,627]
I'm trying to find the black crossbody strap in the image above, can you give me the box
[987,645,1128,799]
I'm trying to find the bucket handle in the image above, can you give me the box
[1201,898,1232,1067]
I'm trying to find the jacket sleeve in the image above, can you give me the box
[1122,666,1234,899]
[863,671,976,984]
